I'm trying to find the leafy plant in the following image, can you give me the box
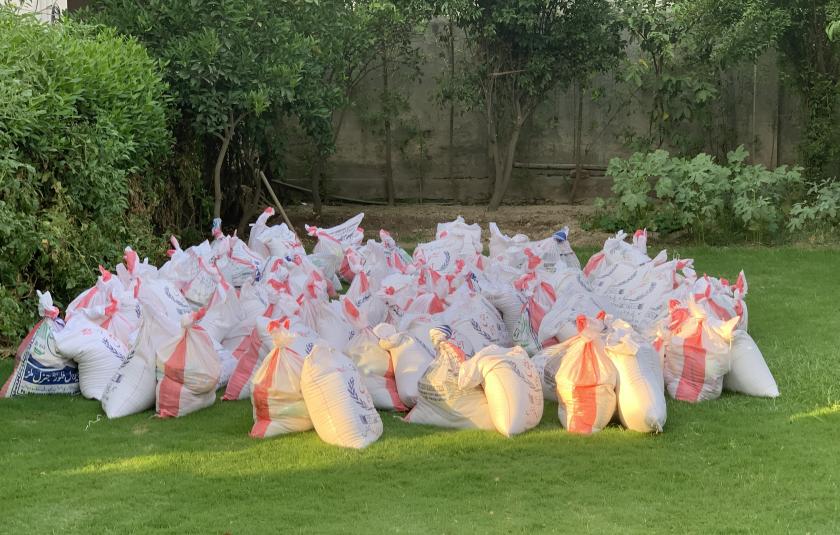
[613,0,787,156]
[0,6,170,341]
[788,179,840,232]
[727,146,804,237]
[654,153,732,238]
[593,146,805,241]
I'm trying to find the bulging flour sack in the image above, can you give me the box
[377,326,434,408]
[723,330,779,398]
[300,343,383,449]
[101,300,179,418]
[155,309,221,418]
[663,298,738,403]
[54,317,128,400]
[1,291,80,397]
[344,324,406,412]
[250,321,315,438]
[604,318,667,433]
[404,326,494,430]
[458,344,543,436]
[554,315,618,434]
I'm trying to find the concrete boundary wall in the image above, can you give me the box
[281,23,803,204]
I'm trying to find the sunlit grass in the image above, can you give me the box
[1,246,839,533]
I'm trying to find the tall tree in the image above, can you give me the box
[770,0,840,181]
[83,0,314,221]
[292,0,428,211]
[448,0,622,211]
[613,0,787,156]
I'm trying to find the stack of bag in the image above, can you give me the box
[2,211,780,448]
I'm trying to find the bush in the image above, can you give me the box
[0,7,171,342]
[591,146,805,241]
[727,146,804,238]
[788,180,840,234]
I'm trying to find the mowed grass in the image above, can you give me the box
[1,246,839,534]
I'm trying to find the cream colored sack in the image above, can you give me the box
[663,298,738,403]
[250,321,315,438]
[404,326,494,430]
[344,324,406,411]
[555,315,618,434]
[300,343,383,449]
[458,345,543,436]
[531,342,573,402]
[377,326,434,408]
[723,330,779,398]
[605,318,667,433]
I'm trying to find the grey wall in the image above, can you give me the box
[283,23,803,204]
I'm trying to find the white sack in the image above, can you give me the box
[663,298,738,403]
[101,301,178,418]
[344,325,407,411]
[55,318,128,400]
[250,322,315,438]
[459,344,543,436]
[605,318,667,433]
[377,327,434,408]
[404,326,494,430]
[554,315,618,434]
[1,291,79,397]
[723,330,779,398]
[155,311,221,418]
[300,343,383,449]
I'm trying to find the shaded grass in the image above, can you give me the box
[1,246,839,534]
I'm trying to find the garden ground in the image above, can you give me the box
[1,241,839,533]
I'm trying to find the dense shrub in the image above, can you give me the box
[788,180,840,234]
[591,146,805,241]
[0,8,171,342]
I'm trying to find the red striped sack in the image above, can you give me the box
[554,314,618,434]
[155,309,221,418]
[663,298,739,403]
[250,320,316,438]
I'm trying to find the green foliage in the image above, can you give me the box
[614,0,787,154]
[83,0,318,218]
[444,0,623,208]
[86,0,310,141]
[593,147,805,241]
[727,146,804,235]
[353,0,429,134]
[0,7,171,341]
[788,179,840,232]
[655,153,732,236]
[771,0,840,182]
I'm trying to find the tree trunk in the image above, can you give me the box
[237,169,262,236]
[382,49,395,206]
[448,17,456,180]
[487,122,523,212]
[213,113,242,220]
[484,82,503,207]
[310,158,323,215]
[751,61,757,162]
[570,81,584,204]
[775,76,783,168]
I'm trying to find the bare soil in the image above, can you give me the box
[284,202,611,249]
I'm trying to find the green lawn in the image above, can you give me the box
[1,246,838,534]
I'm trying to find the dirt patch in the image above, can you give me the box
[284,203,610,249]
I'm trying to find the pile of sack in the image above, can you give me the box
[2,210,779,449]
